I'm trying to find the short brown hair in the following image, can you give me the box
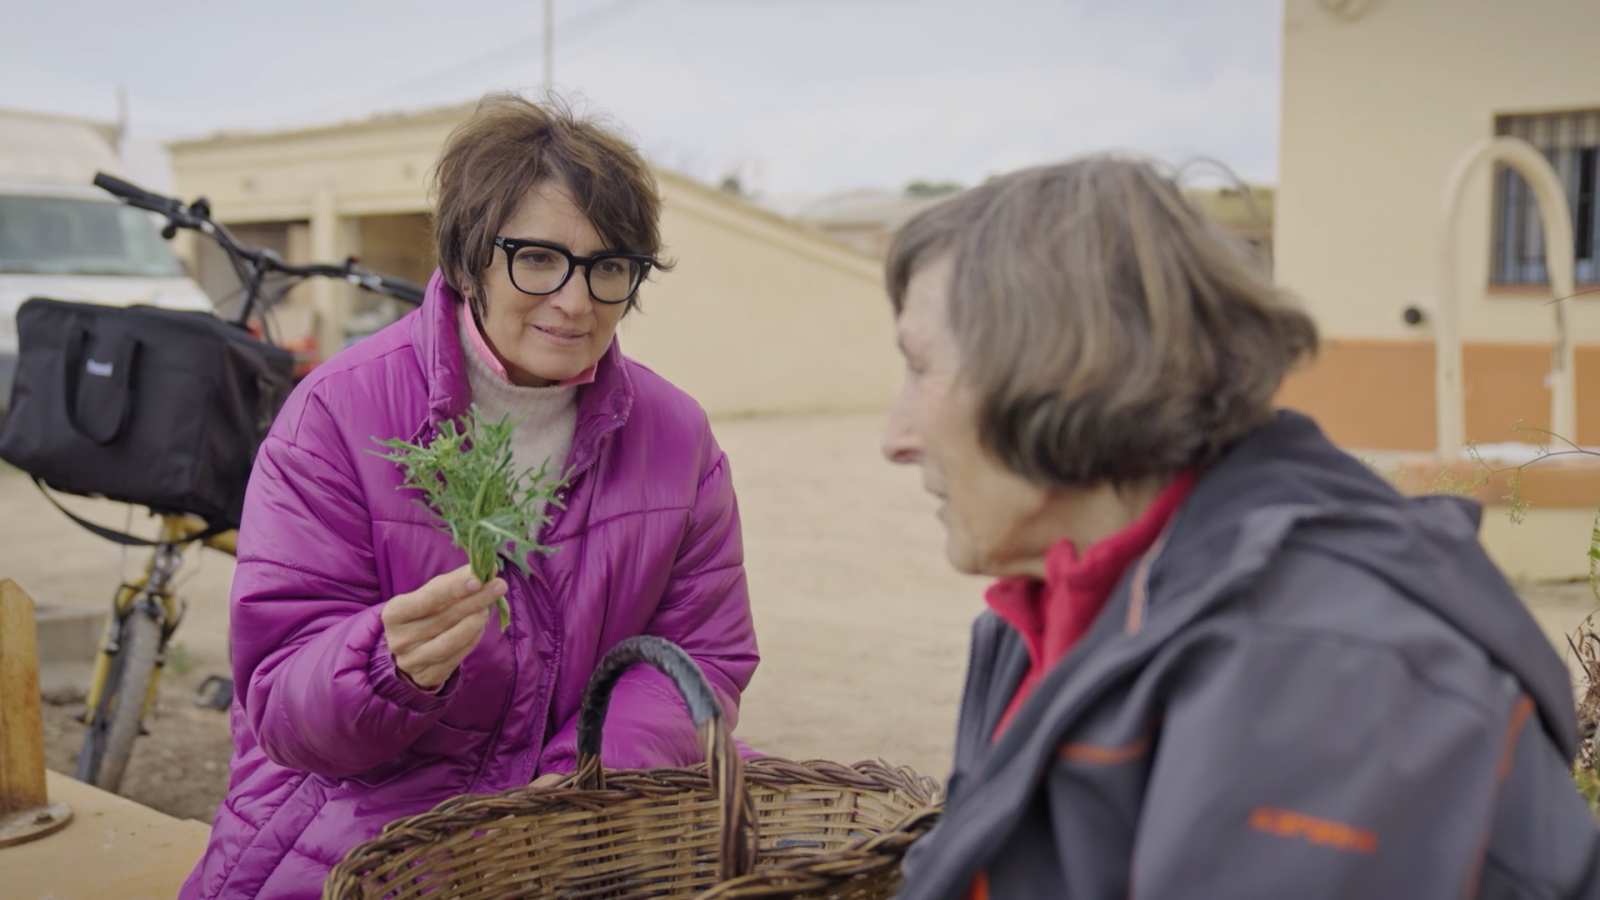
[432,93,670,311]
[886,155,1317,487]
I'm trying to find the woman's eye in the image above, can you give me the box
[596,259,626,276]
[517,250,561,268]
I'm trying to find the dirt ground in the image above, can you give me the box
[4,411,1597,828]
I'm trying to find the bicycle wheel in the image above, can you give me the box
[76,610,163,792]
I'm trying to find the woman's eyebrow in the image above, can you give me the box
[510,237,627,257]
[506,236,570,250]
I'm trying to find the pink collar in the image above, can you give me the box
[460,301,597,387]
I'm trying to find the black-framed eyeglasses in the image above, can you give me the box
[493,236,654,305]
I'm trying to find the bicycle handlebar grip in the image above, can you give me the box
[380,276,425,306]
[93,172,179,214]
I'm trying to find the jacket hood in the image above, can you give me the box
[1178,410,1579,755]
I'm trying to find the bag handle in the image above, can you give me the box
[62,325,138,445]
[32,478,232,547]
[573,635,758,882]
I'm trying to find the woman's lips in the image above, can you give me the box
[531,323,586,346]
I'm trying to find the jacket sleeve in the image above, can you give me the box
[1124,627,1528,898]
[536,449,760,774]
[231,410,459,780]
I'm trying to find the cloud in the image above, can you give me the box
[0,0,1282,193]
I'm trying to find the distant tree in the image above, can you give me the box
[904,180,963,197]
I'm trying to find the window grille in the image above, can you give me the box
[1492,109,1600,286]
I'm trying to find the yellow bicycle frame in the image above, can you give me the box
[81,515,238,724]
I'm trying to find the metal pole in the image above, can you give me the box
[543,0,554,93]
[114,85,128,149]
[1434,136,1576,458]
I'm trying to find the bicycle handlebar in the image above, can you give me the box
[94,172,187,218]
[92,171,425,318]
[291,263,427,305]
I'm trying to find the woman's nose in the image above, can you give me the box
[549,271,594,317]
[882,403,921,466]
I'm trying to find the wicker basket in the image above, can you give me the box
[324,636,942,900]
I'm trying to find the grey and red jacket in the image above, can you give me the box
[899,410,1600,900]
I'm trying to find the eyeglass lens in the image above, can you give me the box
[509,244,641,302]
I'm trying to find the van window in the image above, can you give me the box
[0,195,185,277]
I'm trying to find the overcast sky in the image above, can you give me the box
[0,0,1283,200]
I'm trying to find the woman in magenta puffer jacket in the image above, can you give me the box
[180,94,760,900]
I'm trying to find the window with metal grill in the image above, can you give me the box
[1493,109,1600,286]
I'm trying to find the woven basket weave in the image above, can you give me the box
[324,636,942,900]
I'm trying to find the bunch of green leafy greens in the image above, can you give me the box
[373,405,567,629]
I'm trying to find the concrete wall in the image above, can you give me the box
[1274,0,1600,450]
[168,107,898,418]
[621,173,897,417]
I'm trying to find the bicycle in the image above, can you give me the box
[64,172,423,793]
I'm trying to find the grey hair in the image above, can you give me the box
[885,154,1317,487]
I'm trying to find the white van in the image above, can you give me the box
[0,109,213,409]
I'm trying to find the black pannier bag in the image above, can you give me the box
[0,297,295,530]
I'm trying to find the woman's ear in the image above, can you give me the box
[454,275,485,320]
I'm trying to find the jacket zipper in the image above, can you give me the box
[467,563,531,792]
[512,418,624,783]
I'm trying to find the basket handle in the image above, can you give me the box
[572,635,757,882]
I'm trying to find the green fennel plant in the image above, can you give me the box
[373,405,567,629]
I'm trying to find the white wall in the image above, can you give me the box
[1275,0,1600,343]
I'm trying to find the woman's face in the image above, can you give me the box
[881,254,1057,578]
[474,181,629,387]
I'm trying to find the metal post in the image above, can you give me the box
[543,0,554,93]
[1434,136,1577,458]
[310,185,344,363]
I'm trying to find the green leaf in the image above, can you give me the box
[369,404,569,628]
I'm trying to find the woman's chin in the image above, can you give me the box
[942,536,985,576]
[507,349,589,386]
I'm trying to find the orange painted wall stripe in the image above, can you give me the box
[1274,339,1600,451]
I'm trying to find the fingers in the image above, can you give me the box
[384,571,504,634]
[381,565,507,689]
[383,564,478,625]
[399,606,493,689]
[386,578,503,654]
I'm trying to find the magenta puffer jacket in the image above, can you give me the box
[180,272,759,899]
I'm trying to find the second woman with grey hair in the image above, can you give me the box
[881,156,1598,898]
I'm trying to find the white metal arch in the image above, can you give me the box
[1434,136,1577,458]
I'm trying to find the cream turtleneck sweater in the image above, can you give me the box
[458,319,578,514]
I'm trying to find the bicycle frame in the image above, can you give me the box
[65,173,415,793]
[80,517,235,727]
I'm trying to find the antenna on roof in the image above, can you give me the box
[114,85,128,150]
[543,0,554,94]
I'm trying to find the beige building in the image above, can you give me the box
[795,182,1273,263]
[1273,0,1600,578]
[167,104,899,418]
[792,188,956,257]
[1275,0,1600,450]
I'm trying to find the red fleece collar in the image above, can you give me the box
[985,469,1197,738]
